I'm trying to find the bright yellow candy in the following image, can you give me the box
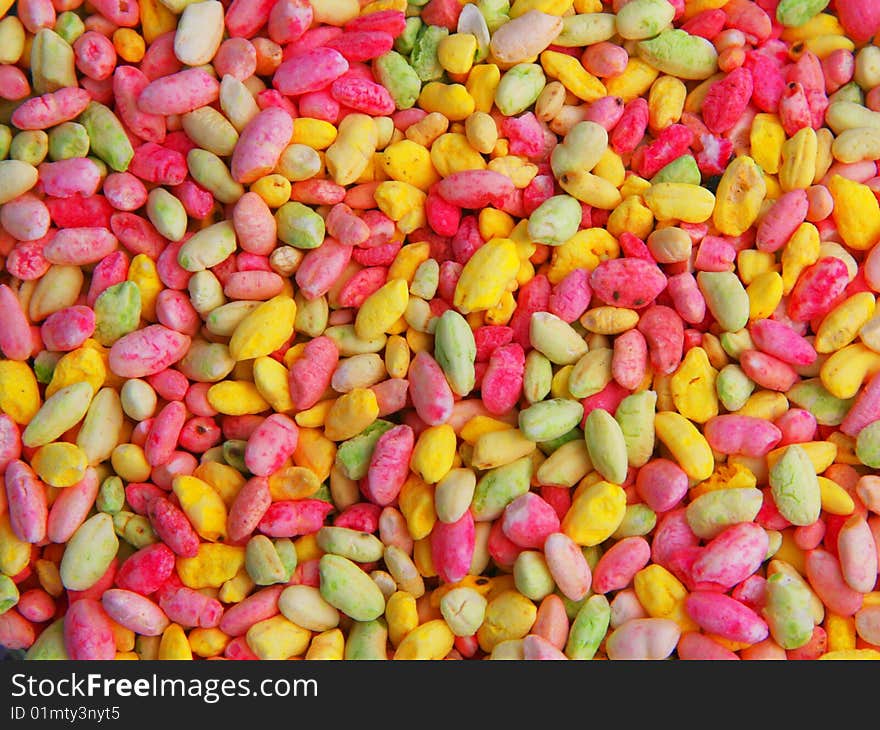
[410,424,457,484]
[453,238,520,314]
[0,360,40,425]
[815,292,877,353]
[633,564,699,632]
[207,381,271,416]
[781,222,820,294]
[418,82,476,121]
[112,28,145,62]
[654,411,715,481]
[246,616,311,660]
[828,174,880,251]
[292,118,338,149]
[648,75,686,131]
[747,271,784,321]
[0,514,31,577]
[430,132,488,176]
[45,346,106,399]
[306,628,345,659]
[393,619,455,659]
[31,442,88,488]
[172,475,228,542]
[476,590,537,652]
[293,428,336,483]
[749,113,785,174]
[548,228,620,284]
[380,140,440,191]
[252,356,295,414]
[605,58,659,102]
[158,624,192,660]
[355,279,410,341]
[177,544,246,589]
[607,195,655,241]
[465,64,501,113]
[324,388,379,441]
[817,476,856,515]
[644,183,716,223]
[670,346,718,424]
[188,628,230,658]
[399,474,436,540]
[128,254,161,322]
[540,50,606,102]
[825,613,857,653]
[228,295,297,361]
[386,590,419,647]
[110,443,152,483]
[251,174,291,208]
[438,33,478,75]
[713,156,766,236]
[193,461,246,507]
[820,343,880,399]
[374,181,427,234]
[561,480,627,546]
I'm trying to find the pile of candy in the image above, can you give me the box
[1,0,880,661]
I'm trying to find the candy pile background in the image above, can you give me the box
[0,0,880,660]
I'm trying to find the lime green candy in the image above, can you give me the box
[433,309,476,397]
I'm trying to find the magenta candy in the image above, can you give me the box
[102,589,170,636]
[804,548,864,617]
[481,343,525,416]
[749,317,817,366]
[231,107,295,185]
[703,414,783,457]
[158,580,224,629]
[690,522,770,588]
[612,328,648,391]
[219,586,283,637]
[666,272,706,325]
[128,142,187,186]
[4,459,47,544]
[39,305,96,352]
[148,497,201,558]
[677,631,740,660]
[288,335,339,410]
[46,467,100,544]
[548,269,592,323]
[10,87,91,130]
[755,190,809,253]
[740,349,799,392]
[501,492,560,549]
[143,400,187,467]
[43,226,118,266]
[244,414,300,477]
[109,325,191,379]
[273,47,350,96]
[115,543,174,596]
[113,67,166,144]
[592,536,652,594]
[436,170,516,209]
[38,158,102,198]
[0,415,22,475]
[257,499,334,538]
[137,68,220,116]
[431,510,475,584]
[685,591,769,644]
[590,258,667,309]
[408,351,454,426]
[363,424,414,507]
[295,237,353,300]
[64,598,116,660]
[227,477,272,544]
